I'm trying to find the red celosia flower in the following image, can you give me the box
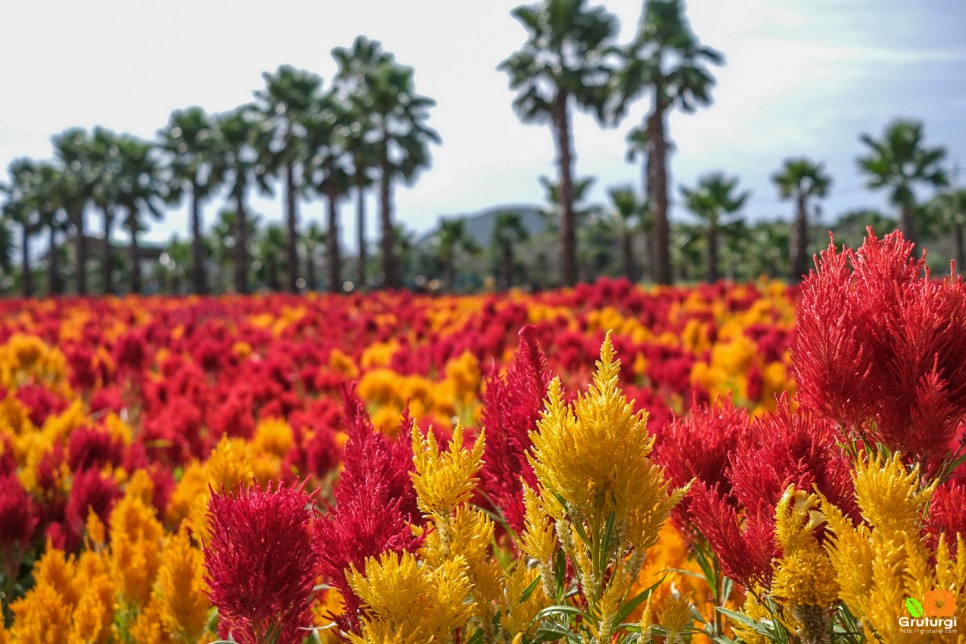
[14,384,67,427]
[314,387,421,634]
[926,479,966,553]
[67,426,125,472]
[728,397,858,520]
[654,397,751,540]
[795,229,966,474]
[204,481,316,644]
[687,481,776,587]
[64,467,120,550]
[478,325,551,532]
[0,474,37,549]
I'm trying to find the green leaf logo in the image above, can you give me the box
[906,597,924,618]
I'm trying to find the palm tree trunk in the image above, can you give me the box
[128,222,141,295]
[790,195,809,283]
[234,189,248,294]
[75,210,88,295]
[379,135,398,289]
[901,202,919,254]
[103,206,115,295]
[553,91,577,288]
[707,221,719,282]
[327,187,342,293]
[285,158,299,292]
[191,177,207,295]
[444,247,455,293]
[954,222,964,273]
[356,183,367,289]
[621,228,635,281]
[47,225,61,296]
[503,242,514,290]
[647,100,672,285]
[20,225,32,298]
[306,252,317,291]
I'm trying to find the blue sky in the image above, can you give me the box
[1,0,964,246]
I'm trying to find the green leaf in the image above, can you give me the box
[613,574,667,625]
[520,574,542,604]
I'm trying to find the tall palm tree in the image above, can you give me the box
[680,172,749,282]
[0,210,12,287]
[500,0,618,287]
[612,0,723,284]
[857,119,948,250]
[771,158,832,282]
[300,221,327,291]
[256,223,287,291]
[925,188,966,270]
[302,91,351,293]
[607,185,650,281]
[158,106,222,294]
[33,162,68,296]
[115,135,164,294]
[51,128,95,295]
[332,37,388,290]
[214,106,266,295]
[2,160,42,297]
[363,52,440,289]
[491,210,530,290]
[86,127,126,295]
[254,65,322,292]
[434,218,480,293]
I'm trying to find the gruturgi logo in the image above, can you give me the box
[900,589,958,635]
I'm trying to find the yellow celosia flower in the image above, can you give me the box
[347,551,475,642]
[520,485,556,566]
[128,596,167,644]
[110,492,164,606]
[658,594,694,644]
[157,528,210,642]
[851,452,935,539]
[498,564,547,638]
[0,333,69,389]
[33,547,80,608]
[253,417,294,458]
[69,574,115,644]
[9,583,73,643]
[410,422,485,518]
[166,461,207,527]
[528,333,686,553]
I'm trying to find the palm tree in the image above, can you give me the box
[302,91,351,293]
[51,128,95,295]
[857,119,948,250]
[680,172,749,282]
[771,158,832,282]
[33,162,68,296]
[158,106,222,294]
[157,235,191,294]
[332,37,388,290]
[254,65,323,292]
[607,186,650,281]
[361,49,440,289]
[115,135,164,294]
[434,218,480,292]
[925,188,966,270]
[2,160,42,297]
[300,221,327,291]
[256,223,287,291]
[500,0,618,287]
[86,127,126,295]
[612,0,723,285]
[491,210,530,290]
[214,106,265,295]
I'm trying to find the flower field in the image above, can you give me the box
[1,231,964,644]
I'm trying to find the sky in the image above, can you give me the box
[1,0,964,247]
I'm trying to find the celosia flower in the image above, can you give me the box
[110,491,165,606]
[314,389,421,634]
[795,229,966,473]
[529,333,685,553]
[411,421,485,519]
[66,425,125,472]
[158,527,211,642]
[0,473,37,549]
[204,481,316,644]
[478,325,551,532]
[64,466,120,551]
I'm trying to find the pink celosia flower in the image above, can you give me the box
[478,326,551,532]
[314,387,420,634]
[204,481,316,644]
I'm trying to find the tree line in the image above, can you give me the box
[1,0,963,298]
